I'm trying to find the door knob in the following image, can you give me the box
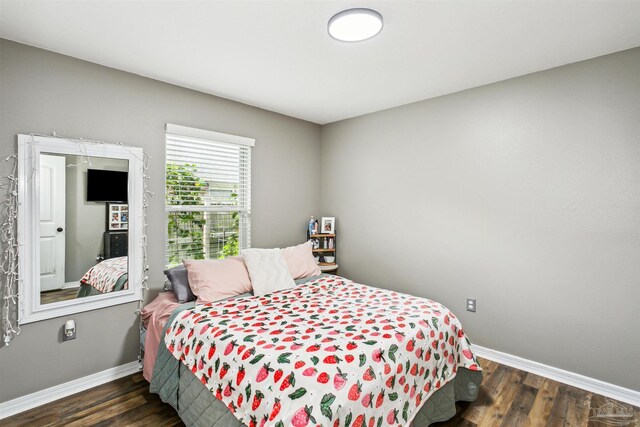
[57,227,64,232]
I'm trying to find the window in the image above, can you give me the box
[165,124,253,266]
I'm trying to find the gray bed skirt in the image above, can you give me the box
[152,359,482,427]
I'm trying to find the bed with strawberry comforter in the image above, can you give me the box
[150,275,482,426]
[76,256,128,297]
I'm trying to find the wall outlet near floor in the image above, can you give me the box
[466,298,476,312]
[63,319,76,341]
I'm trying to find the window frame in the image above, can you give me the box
[164,124,254,266]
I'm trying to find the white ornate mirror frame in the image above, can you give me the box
[17,134,144,323]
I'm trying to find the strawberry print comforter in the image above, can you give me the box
[164,275,480,427]
[80,256,128,293]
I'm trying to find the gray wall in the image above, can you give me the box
[0,39,321,403]
[1,36,637,405]
[65,155,128,282]
[321,48,640,390]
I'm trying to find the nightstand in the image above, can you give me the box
[309,233,337,274]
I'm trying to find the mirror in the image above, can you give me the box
[38,153,129,305]
[18,135,144,324]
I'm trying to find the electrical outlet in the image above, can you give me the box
[466,298,476,313]
[63,319,76,341]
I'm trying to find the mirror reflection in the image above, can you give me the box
[39,153,129,305]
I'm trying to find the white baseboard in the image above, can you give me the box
[62,281,81,289]
[472,344,640,407]
[0,361,140,420]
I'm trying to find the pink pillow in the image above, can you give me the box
[183,256,252,304]
[282,241,321,279]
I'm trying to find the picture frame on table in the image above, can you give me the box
[321,217,335,234]
[108,203,129,231]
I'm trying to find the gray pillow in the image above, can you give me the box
[164,265,196,303]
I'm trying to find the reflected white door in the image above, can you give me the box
[40,155,66,292]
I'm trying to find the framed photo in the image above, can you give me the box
[108,203,129,231]
[321,217,335,234]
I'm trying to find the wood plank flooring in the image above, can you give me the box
[434,359,638,427]
[2,357,638,426]
[39,288,80,305]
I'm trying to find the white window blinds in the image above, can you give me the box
[165,124,253,266]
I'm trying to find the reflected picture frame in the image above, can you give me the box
[108,203,129,230]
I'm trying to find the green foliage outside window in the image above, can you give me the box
[220,195,239,258]
[166,162,241,266]
[166,163,207,265]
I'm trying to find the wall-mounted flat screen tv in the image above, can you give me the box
[86,169,128,202]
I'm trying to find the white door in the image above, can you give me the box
[39,154,66,292]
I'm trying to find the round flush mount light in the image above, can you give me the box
[328,8,383,42]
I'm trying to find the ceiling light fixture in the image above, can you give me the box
[328,8,383,42]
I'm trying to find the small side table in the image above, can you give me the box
[319,264,338,275]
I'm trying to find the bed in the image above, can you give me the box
[145,274,482,426]
[76,256,129,297]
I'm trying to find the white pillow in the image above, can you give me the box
[241,248,296,296]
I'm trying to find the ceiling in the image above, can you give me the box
[1,1,639,125]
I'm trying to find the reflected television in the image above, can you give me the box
[86,169,128,202]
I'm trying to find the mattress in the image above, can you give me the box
[147,274,482,426]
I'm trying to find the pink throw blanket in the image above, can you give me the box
[141,292,181,381]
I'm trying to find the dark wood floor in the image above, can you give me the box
[433,359,638,427]
[40,287,80,305]
[2,357,638,426]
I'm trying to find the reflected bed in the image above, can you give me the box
[76,256,128,297]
